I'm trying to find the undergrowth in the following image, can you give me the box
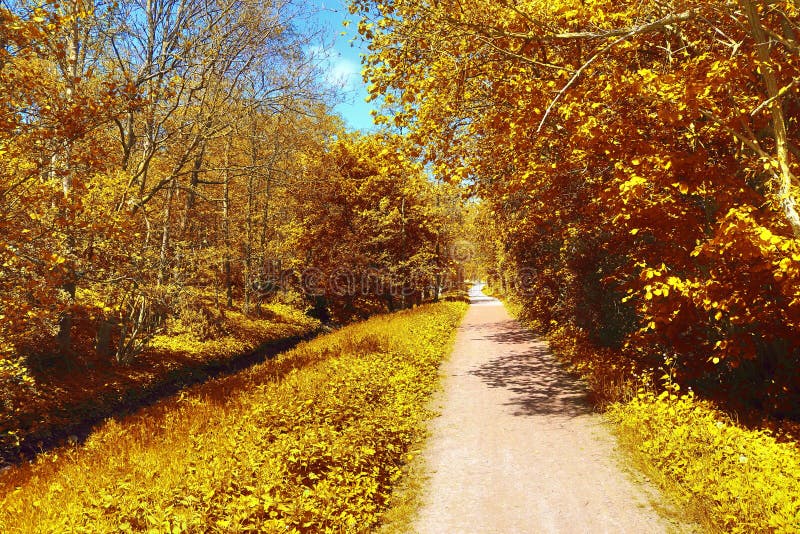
[1,300,319,465]
[609,390,800,533]
[493,287,800,533]
[0,301,467,533]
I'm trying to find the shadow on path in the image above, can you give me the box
[468,319,592,418]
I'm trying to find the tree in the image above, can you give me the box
[284,132,464,320]
[351,0,800,416]
[0,0,341,363]
[1,3,126,357]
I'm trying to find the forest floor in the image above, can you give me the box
[413,285,696,533]
[0,302,320,466]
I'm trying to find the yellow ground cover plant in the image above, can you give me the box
[609,390,800,533]
[0,302,467,533]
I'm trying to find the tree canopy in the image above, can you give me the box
[350,0,800,418]
[0,0,468,373]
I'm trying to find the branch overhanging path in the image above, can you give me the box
[414,285,690,532]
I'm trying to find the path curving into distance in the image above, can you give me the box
[414,284,690,533]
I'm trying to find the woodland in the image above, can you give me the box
[2,0,800,531]
[0,0,469,460]
[349,0,800,424]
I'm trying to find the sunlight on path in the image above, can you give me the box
[414,285,677,533]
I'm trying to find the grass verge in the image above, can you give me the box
[0,301,467,533]
[608,391,800,533]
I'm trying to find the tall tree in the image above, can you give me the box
[351,0,800,415]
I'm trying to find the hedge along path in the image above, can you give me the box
[414,286,693,533]
[0,302,467,533]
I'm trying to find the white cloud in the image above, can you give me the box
[329,57,358,90]
[308,45,359,91]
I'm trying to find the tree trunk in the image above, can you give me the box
[158,177,177,285]
[95,319,113,357]
[223,137,233,308]
[740,0,800,236]
[180,141,206,237]
[56,3,82,356]
[243,116,259,314]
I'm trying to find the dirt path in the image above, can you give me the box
[414,285,685,533]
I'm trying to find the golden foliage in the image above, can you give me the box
[0,302,467,533]
[610,391,800,533]
[0,297,319,464]
[351,0,800,417]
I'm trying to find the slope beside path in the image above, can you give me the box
[414,285,689,533]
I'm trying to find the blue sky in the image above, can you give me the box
[308,0,379,132]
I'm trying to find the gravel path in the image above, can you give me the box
[414,285,683,533]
